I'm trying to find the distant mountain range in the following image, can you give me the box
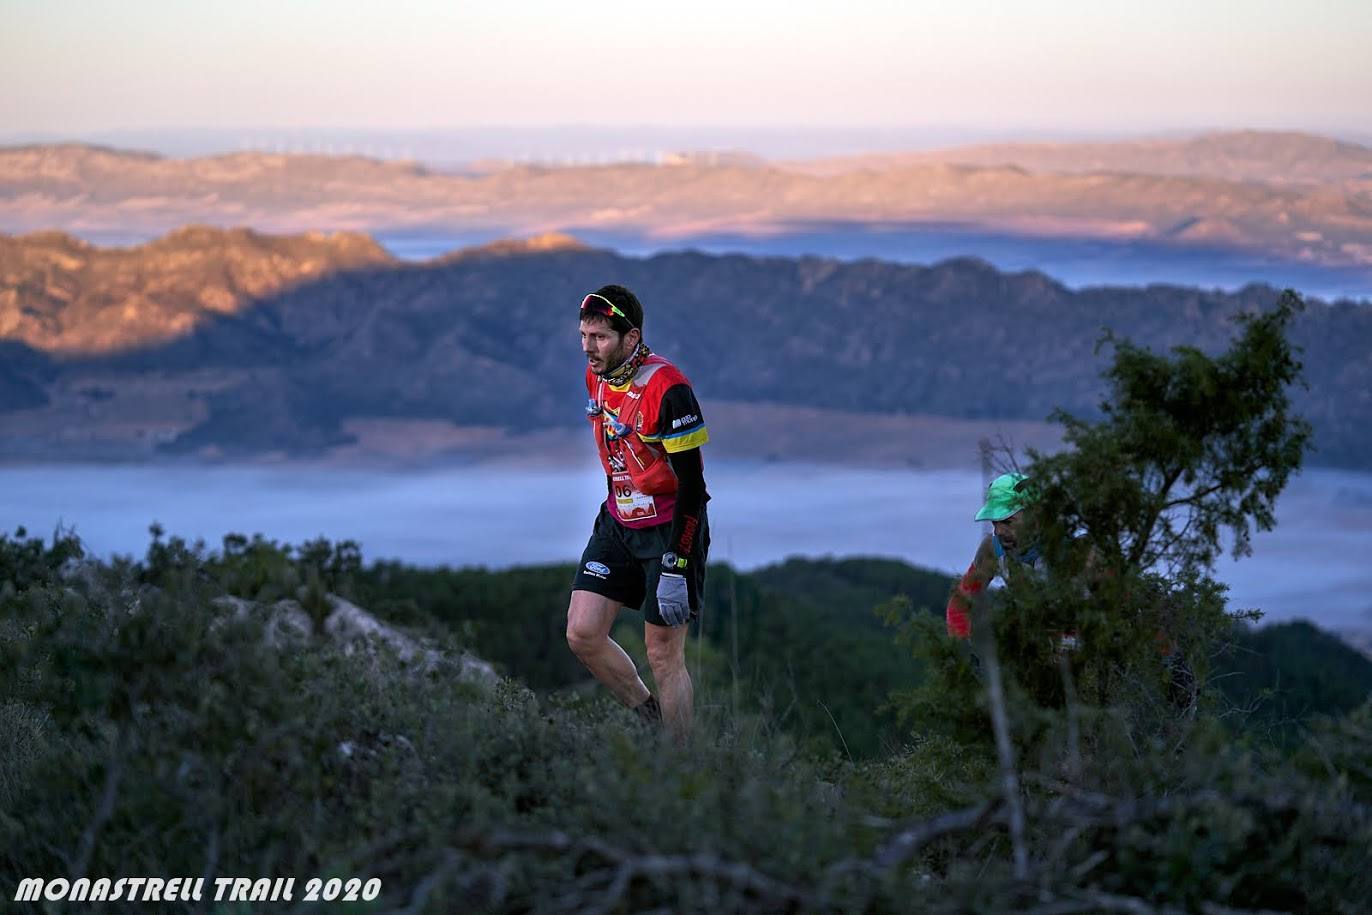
[1,228,1369,469]
[2,130,1370,275]
[797,130,1372,186]
[22,124,1368,167]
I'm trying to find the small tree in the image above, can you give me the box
[1033,289,1311,579]
[1022,290,1309,717]
[894,290,1313,753]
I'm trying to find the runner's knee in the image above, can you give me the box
[565,620,606,658]
[566,591,619,658]
[645,634,685,673]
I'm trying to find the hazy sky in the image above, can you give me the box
[2,0,1369,134]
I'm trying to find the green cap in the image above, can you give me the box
[975,472,1032,522]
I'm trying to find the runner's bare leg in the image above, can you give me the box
[645,622,692,740]
[567,589,652,707]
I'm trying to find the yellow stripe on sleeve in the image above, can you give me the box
[661,427,709,452]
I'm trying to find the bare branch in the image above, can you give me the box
[873,801,1003,869]
[388,847,459,915]
[461,830,818,912]
[1196,903,1291,915]
[70,730,125,880]
[1058,652,1082,784]
[973,590,1031,881]
[194,821,219,915]
[1161,479,1230,511]
[1072,889,1184,914]
[1128,466,1184,567]
[818,700,853,763]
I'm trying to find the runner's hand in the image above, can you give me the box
[656,573,691,627]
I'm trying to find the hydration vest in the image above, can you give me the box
[588,356,678,497]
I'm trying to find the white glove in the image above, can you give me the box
[656,572,691,627]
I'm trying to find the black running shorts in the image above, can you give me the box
[572,504,709,627]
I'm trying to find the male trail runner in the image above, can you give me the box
[949,477,1196,707]
[945,474,1191,704]
[567,284,710,738]
[945,472,1042,639]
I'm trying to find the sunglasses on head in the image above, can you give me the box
[580,293,629,323]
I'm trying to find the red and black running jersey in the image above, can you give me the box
[586,355,709,528]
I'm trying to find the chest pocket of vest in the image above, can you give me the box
[595,381,678,496]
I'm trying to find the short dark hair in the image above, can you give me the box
[579,284,643,335]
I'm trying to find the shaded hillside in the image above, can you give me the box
[1220,621,1372,739]
[0,341,52,412]
[3,136,1371,271]
[3,232,1372,466]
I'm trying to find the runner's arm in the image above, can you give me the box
[666,447,705,557]
[648,381,709,558]
[946,535,997,638]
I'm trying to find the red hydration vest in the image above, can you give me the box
[587,355,682,527]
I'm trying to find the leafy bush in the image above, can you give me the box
[0,532,911,912]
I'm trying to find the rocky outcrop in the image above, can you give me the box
[214,592,499,688]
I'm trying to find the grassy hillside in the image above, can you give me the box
[3,527,1370,912]
[352,554,953,759]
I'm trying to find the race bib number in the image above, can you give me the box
[612,473,658,522]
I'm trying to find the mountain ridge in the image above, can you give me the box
[1,230,1370,469]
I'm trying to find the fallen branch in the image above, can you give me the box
[70,730,126,881]
[391,847,460,915]
[974,590,1031,881]
[873,801,1003,869]
[460,829,818,912]
[1070,889,1183,914]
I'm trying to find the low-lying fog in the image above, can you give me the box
[7,460,1370,636]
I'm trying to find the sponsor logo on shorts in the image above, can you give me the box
[584,561,611,579]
